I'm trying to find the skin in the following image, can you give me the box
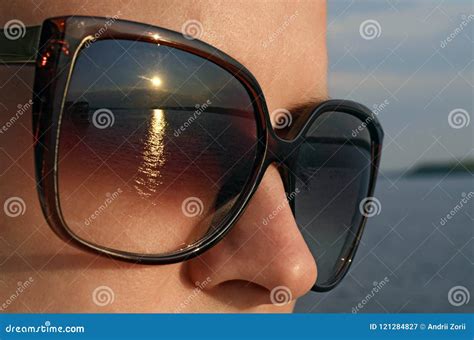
[0,0,327,312]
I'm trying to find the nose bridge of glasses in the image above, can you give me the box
[265,130,300,167]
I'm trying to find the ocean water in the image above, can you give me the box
[296,175,473,313]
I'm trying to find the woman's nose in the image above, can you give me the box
[188,164,317,305]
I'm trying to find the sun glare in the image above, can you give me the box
[150,76,162,87]
[139,75,163,88]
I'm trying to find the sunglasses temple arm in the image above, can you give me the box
[0,25,41,64]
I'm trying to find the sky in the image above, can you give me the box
[69,40,248,110]
[326,0,473,171]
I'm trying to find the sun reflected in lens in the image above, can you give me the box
[150,76,162,87]
[139,75,163,88]
[134,109,167,199]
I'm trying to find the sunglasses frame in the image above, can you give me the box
[5,16,383,292]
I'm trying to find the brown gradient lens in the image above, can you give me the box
[57,39,258,254]
[294,111,372,287]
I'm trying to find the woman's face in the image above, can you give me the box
[0,0,328,312]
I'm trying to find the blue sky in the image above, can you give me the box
[327,0,472,171]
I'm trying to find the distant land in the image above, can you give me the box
[405,159,474,178]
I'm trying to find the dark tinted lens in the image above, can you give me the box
[294,111,372,287]
[57,39,257,254]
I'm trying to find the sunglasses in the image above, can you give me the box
[0,16,383,292]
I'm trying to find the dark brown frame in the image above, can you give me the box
[2,16,383,292]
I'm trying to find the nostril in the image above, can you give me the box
[210,280,272,309]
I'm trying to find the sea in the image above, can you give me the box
[296,175,473,313]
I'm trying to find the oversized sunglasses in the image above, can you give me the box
[0,16,383,292]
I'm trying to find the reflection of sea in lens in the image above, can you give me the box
[134,109,167,198]
[57,39,258,255]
